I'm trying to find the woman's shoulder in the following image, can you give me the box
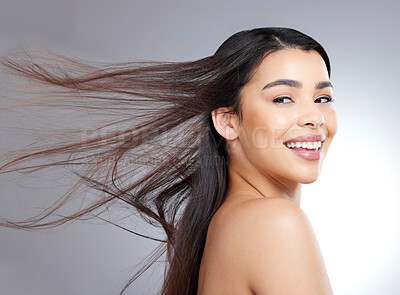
[205,195,332,295]
[209,196,307,236]
[207,196,316,265]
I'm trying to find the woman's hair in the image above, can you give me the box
[0,27,330,294]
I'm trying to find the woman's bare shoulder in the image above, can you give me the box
[209,196,306,236]
[206,196,333,295]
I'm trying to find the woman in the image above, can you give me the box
[0,27,336,294]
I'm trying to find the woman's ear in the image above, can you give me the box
[211,107,239,140]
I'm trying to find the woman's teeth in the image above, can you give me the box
[285,141,322,150]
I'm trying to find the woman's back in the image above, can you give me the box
[197,193,333,295]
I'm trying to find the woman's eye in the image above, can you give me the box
[315,96,334,103]
[272,96,335,104]
[272,96,293,104]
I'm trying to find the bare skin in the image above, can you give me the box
[197,49,337,294]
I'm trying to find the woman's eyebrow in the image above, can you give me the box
[262,79,333,90]
[316,81,333,90]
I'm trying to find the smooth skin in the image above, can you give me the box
[197,49,337,294]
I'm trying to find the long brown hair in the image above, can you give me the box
[0,27,331,294]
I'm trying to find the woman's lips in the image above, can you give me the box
[286,146,322,160]
[283,134,325,145]
[283,134,325,161]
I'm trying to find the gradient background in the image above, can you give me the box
[0,0,399,294]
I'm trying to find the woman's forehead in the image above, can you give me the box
[250,49,329,84]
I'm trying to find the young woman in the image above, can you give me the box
[0,27,336,294]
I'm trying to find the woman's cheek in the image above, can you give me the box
[325,108,338,138]
[253,127,270,149]
[268,113,291,146]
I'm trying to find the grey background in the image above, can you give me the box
[1,0,399,294]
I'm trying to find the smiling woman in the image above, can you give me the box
[0,27,336,295]
[198,48,336,294]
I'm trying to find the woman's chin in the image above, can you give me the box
[293,169,321,184]
[299,176,319,184]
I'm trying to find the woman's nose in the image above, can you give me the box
[298,101,325,128]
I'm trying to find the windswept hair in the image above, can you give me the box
[0,27,331,295]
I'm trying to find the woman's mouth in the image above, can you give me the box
[283,135,325,161]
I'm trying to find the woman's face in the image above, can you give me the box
[233,48,337,184]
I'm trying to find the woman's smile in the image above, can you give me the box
[283,134,326,160]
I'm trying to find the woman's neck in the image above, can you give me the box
[225,164,302,206]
